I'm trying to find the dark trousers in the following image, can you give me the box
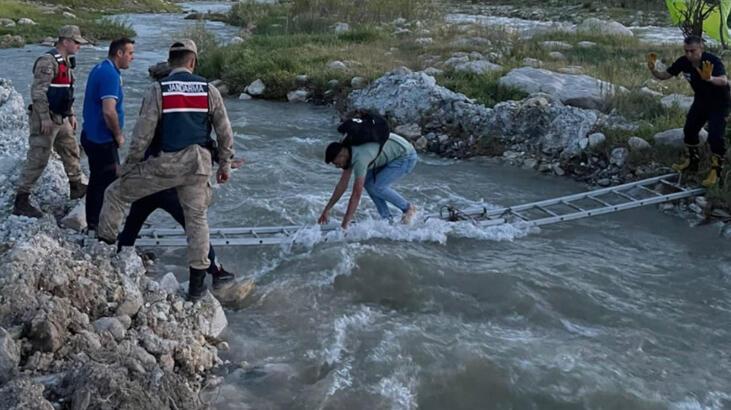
[81,132,119,229]
[684,101,728,157]
[117,188,216,267]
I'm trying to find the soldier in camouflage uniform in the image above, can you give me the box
[13,25,88,218]
[97,39,235,301]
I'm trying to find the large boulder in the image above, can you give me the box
[653,128,708,148]
[347,68,493,139]
[486,94,600,158]
[498,67,623,110]
[577,18,633,37]
[660,93,694,112]
[0,34,24,49]
[453,60,502,75]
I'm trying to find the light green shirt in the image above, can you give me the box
[350,133,415,178]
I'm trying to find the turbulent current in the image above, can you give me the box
[1,3,729,409]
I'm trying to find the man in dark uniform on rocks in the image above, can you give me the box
[647,35,730,187]
[13,25,88,217]
[97,39,236,301]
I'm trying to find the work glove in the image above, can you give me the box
[646,52,657,71]
[696,60,714,81]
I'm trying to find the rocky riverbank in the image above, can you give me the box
[340,68,731,237]
[0,78,233,409]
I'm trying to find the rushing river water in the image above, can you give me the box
[1,3,730,409]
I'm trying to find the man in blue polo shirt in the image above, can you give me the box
[82,37,135,230]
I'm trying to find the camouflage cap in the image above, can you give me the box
[58,25,88,44]
[169,39,197,57]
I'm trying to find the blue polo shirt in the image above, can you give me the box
[82,59,123,144]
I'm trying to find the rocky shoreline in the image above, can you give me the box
[338,68,731,238]
[0,79,232,409]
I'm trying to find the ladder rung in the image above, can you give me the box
[637,186,662,197]
[509,210,530,221]
[534,205,558,217]
[659,179,686,192]
[561,200,586,212]
[588,196,612,207]
[611,190,637,201]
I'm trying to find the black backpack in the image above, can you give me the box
[338,113,390,179]
[338,112,390,148]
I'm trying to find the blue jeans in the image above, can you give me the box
[364,151,417,219]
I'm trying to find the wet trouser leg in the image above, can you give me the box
[363,152,417,219]
[82,134,119,229]
[98,165,211,270]
[116,188,216,264]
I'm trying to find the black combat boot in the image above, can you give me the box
[69,180,87,200]
[672,144,701,174]
[188,267,208,301]
[12,193,43,218]
[208,262,235,290]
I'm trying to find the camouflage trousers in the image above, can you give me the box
[17,110,82,194]
[98,146,213,270]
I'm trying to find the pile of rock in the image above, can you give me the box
[0,78,240,408]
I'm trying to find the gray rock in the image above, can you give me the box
[588,132,606,148]
[688,203,703,214]
[443,56,470,68]
[93,317,126,341]
[541,41,573,50]
[558,66,584,75]
[577,41,597,48]
[579,137,589,150]
[159,272,180,295]
[660,94,694,112]
[0,34,24,49]
[610,147,629,167]
[640,86,663,98]
[327,60,348,71]
[577,18,633,37]
[60,201,86,231]
[423,67,443,77]
[722,224,731,239]
[499,67,623,110]
[287,89,309,103]
[230,36,244,45]
[62,11,77,19]
[196,295,228,338]
[488,95,599,158]
[654,128,707,148]
[523,158,538,169]
[17,18,36,25]
[245,79,265,96]
[350,76,368,89]
[548,51,566,60]
[628,136,651,151]
[552,163,566,176]
[522,58,543,68]
[0,328,20,384]
[333,22,350,33]
[415,136,428,150]
[347,70,493,139]
[393,17,407,26]
[454,60,502,75]
[0,379,54,409]
[327,79,340,89]
[597,178,611,186]
[415,37,433,46]
[695,196,708,209]
[238,93,252,100]
[393,28,412,36]
[394,124,422,140]
[0,18,15,28]
[295,74,309,86]
[451,37,492,48]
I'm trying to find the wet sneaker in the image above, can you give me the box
[210,265,236,289]
[401,205,417,225]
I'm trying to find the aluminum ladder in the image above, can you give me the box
[134,173,704,247]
